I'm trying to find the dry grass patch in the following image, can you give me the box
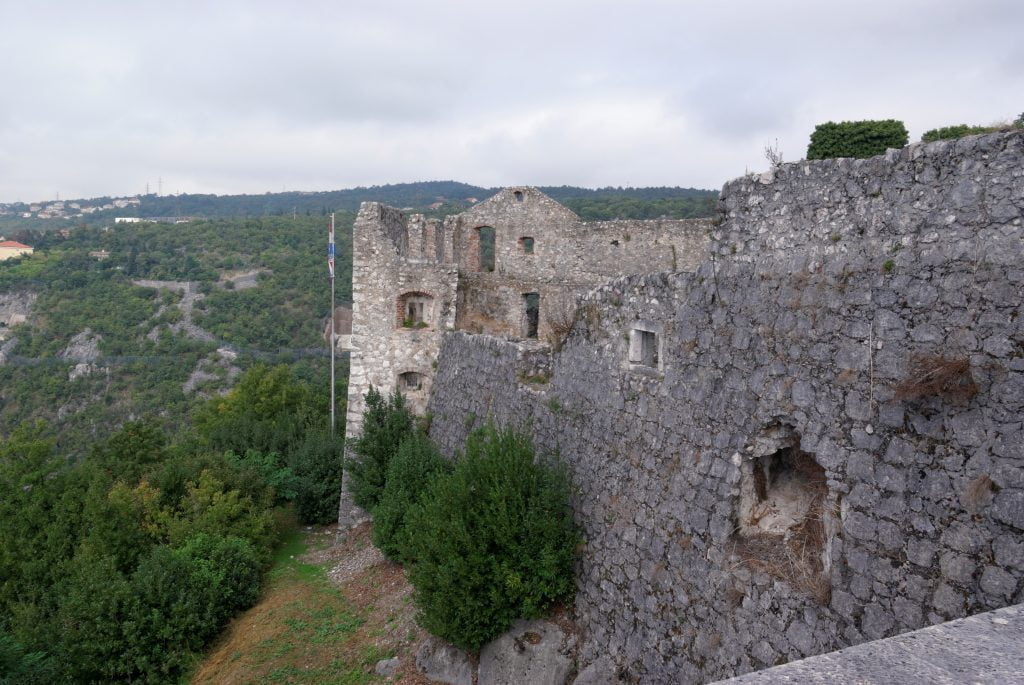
[894,353,978,403]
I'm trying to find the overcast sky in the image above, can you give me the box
[1,0,1021,202]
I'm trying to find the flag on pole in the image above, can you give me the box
[328,217,336,279]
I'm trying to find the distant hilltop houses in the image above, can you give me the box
[114,216,193,224]
[0,240,33,260]
[0,196,141,220]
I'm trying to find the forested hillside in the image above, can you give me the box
[0,214,351,455]
[0,365,344,682]
[0,181,717,237]
[1,214,350,681]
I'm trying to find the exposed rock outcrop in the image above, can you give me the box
[136,280,216,343]
[182,347,241,396]
[59,329,102,380]
[478,619,577,685]
[415,636,475,685]
[0,337,17,366]
[0,289,36,329]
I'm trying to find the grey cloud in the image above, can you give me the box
[2,1,1023,201]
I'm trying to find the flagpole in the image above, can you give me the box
[329,213,336,437]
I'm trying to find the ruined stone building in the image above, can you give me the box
[339,187,709,436]
[342,131,1024,682]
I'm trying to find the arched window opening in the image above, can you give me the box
[399,371,424,392]
[396,291,434,328]
[514,190,524,202]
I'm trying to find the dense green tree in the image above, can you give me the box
[195,365,344,523]
[346,387,415,511]
[404,425,578,650]
[0,631,56,685]
[372,431,452,563]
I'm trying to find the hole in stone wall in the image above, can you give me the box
[733,423,831,603]
[477,226,495,272]
[628,328,659,368]
[514,190,524,202]
[523,292,540,339]
[519,236,535,255]
[399,371,424,392]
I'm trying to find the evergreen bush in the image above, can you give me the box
[921,124,993,142]
[373,431,451,563]
[346,387,414,511]
[289,426,344,524]
[121,546,220,679]
[0,632,57,685]
[175,532,263,618]
[806,120,908,160]
[922,118,1023,143]
[403,425,578,650]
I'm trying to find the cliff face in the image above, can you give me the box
[0,289,36,330]
[426,131,1024,682]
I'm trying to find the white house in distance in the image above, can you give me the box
[0,240,33,260]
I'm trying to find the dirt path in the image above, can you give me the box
[135,279,218,343]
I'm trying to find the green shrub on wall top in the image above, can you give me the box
[403,425,579,650]
[921,124,994,142]
[922,117,1024,142]
[806,120,909,160]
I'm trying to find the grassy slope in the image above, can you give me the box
[193,523,430,685]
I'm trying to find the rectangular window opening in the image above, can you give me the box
[406,301,424,324]
[629,329,659,367]
[477,226,495,272]
[523,293,540,339]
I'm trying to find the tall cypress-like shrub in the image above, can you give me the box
[346,387,415,511]
[806,120,908,160]
[372,431,451,563]
[404,425,578,650]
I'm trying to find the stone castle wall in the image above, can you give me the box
[339,203,458,524]
[426,131,1024,682]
